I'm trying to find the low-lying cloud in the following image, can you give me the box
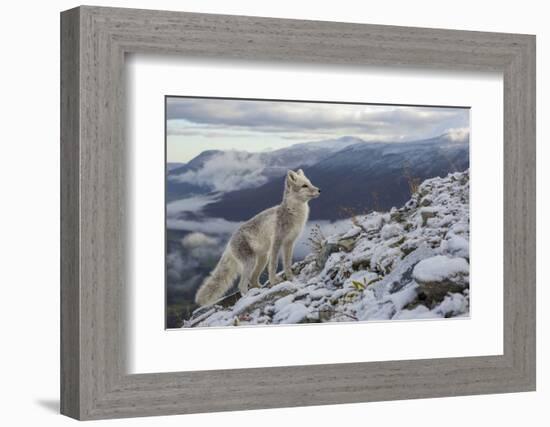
[170,150,268,192]
[445,127,470,143]
[181,232,218,249]
[166,194,219,216]
[167,217,242,235]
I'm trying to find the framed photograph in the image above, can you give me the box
[61,6,536,420]
[165,96,472,329]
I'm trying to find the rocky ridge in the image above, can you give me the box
[184,170,470,327]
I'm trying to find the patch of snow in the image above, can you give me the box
[340,225,362,239]
[272,302,309,324]
[274,294,295,311]
[233,282,297,315]
[431,293,469,317]
[440,234,469,258]
[413,255,469,283]
[381,223,403,240]
[358,213,385,232]
[383,283,418,311]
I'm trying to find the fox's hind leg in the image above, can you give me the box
[231,234,256,297]
[268,238,282,286]
[250,253,268,288]
[237,255,255,296]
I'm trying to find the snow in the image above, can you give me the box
[346,271,379,287]
[340,225,362,239]
[272,302,309,324]
[381,223,403,240]
[184,170,471,328]
[440,234,469,258]
[232,282,297,315]
[357,213,385,232]
[383,283,419,311]
[412,255,469,283]
[274,294,295,311]
[431,293,469,317]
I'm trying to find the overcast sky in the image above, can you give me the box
[167,97,469,163]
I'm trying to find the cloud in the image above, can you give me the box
[167,217,241,235]
[166,195,219,216]
[166,250,199,283]
[181,232,218,249]
[444,127,470,143]
[181,232,223,260]
[170,150,268,192]
[166,97,469,141]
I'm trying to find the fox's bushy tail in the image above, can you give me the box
[195,249,240,306]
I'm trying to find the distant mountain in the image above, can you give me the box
[201,134,469,221]
[167,162,185,171]
[258,136,365,179]
[170,150,223,175]
[166,137,367,201]
[288,135,367,151]
[167,150,223,201]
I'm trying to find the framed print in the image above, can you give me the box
[129,57,502,374]
[164,97,472,329]
[61,6,536,420]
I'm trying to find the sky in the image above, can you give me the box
[166,97,470,163]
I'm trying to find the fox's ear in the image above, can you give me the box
[287,170,299,183]
[297,169,305,176]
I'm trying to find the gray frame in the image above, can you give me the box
[60,5,536,420]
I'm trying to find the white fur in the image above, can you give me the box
[195,169,320,306]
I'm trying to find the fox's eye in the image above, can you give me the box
[302,184,308,188]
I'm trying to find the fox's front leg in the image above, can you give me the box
[282,240,295,281]
[268,238,282,285]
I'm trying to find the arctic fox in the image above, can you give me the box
[195,169,321,306]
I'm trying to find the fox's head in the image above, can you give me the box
[285,169,321,202]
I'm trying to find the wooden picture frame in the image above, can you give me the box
[60,5,536,420]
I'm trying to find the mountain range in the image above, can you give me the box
[167,133,469,221]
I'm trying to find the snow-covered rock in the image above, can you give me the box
[381,223,403,240]
[413,255,469,283]
[183,170,470,328]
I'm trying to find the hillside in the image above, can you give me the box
[184,170,470,327]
